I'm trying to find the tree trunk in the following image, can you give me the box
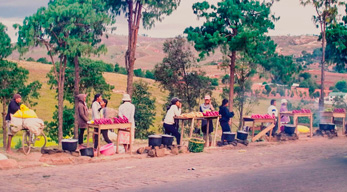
[58,81,64,145]
[229,51,236,125]
[319,22,326,111]
[73,56,80,139]
[2,98,7,149]
[125,1,142,97]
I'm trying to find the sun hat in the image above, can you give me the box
[204,95,211,100]
[122,94,131,101]
[281,99,288,104]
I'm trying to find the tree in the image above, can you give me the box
[134,68,144,77]
[300,0,342,110]
[37,57,51,64]
[326,4,347,72]
[145,70,155,80]
[132,81,156,139]
[106,0,181,96]
[185,0,278,114]
[16,0,111,144]
[335,80,347,92]
[0,23,41,148]
[154,36,215,111]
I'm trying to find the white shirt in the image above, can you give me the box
[267,105,278,117]
[92,101,101,120]
[118,102,136,129]
[164,105,181,125]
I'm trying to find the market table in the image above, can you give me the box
[174,116,220,147]
[87,123,132,156]
[320,112,346,135]
[278,112,313,137]
[242,117,276,142]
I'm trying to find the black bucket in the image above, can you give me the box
[284,124,296,135]
[161,134,174,146]
[237,131,248,140]
[148,135,162,148]
[222,132,236,142]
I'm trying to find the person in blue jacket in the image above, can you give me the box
[219,99,234,141]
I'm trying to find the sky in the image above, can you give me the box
[0,0,345,41]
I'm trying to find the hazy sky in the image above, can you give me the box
[0,0,345,41]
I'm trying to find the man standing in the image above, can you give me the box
[267,99,278,135]
[5,94,21,153]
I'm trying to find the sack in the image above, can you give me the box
[9,116,24,134]
[118,130,130,144]
[13,104,38,118]
[23,118,44,136]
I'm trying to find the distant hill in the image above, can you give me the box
[9,34,321,71]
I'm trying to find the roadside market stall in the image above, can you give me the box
[278,109,313,137]
[242,115,276,142]
[320,109,346,135]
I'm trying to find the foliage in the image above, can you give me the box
[46,106,75,143]
[0,23,13,59]
[184,0,279,112]
[299,72,312,80]
[132,81,156,139]
[326,4,347,72]
[37,57,51,64]
[14,138,22,150]
[145,70,155,80]
[221,74,230,85]
[335,80,347,92]
[296,48,322,66]
[265,85,272,95]
[154,36,215,111]
[26,57,35,62]
[134,69,145,77]
[47,58,114,104]
[16,0,111,143]
[105,0,181,95]
[210,78,219,86]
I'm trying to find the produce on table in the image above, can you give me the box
[251,114,275,119]
[292,109,311,114]
[324,108,333,112]
[202,111,219,117]
[179,112,204,118]
[333,108,346,113]
[93,116,129,125]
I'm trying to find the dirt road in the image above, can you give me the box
[1,137,346,192]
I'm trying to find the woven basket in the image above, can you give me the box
[188,138,205,153]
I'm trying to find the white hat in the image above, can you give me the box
[281,99,288,104]
[204,95,211,100]
[122,94,131,101]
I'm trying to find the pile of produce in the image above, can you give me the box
[292,109,311,113]
[324,108,333,112]
[179,112,204,118]
[94,116,129,125]
[251,114,275,119]
[203,111,219,117]
[334,108,346,113]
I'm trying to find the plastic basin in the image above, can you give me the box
[100,143,115,156]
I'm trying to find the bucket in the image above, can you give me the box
[100,143,115,156]
[188,138,205,153]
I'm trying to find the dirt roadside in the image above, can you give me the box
[0,136,346,191]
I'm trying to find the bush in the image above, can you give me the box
[134,68,144,77]
[265,84,271,95]
[26,57,35,62]
[37,57,51,64]
[335,80,347,92]
[210,78,219,86]
[145,70,155,79]
[46,106,75,143]
[132,81,156,139]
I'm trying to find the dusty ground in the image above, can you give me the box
[0,135,346,192]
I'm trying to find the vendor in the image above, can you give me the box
[77,94,89,149]
[5,94,22,153]
[92,94,112,149]
[267,99,278,135]
[280,99,290,131]
[219,99,234,141]
[200,95,214,146]
[163,97,182,145]
[118,94,135,152]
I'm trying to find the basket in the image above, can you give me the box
[188,138,205,153]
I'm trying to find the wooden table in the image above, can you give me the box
[320,112,346,134]
[278,112,313,137]
[242,117,276,142]
[87,123,132,156]
[174,116,220,147]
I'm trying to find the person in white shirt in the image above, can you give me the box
[163,97,182,145]
[267,99,278,136]
[118,94,136,152]
[91,94,112,149]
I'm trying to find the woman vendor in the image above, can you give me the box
[92,94,112,149]
[118,94,135,152]
[219,99,234,141]
[77,94,89,149]
[199,95,214,146]
[163,97,182,145]
[280,99,290,132]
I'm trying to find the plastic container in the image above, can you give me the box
[62,139,78,152]
[188,138,205,153]
[100,143,115,156]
